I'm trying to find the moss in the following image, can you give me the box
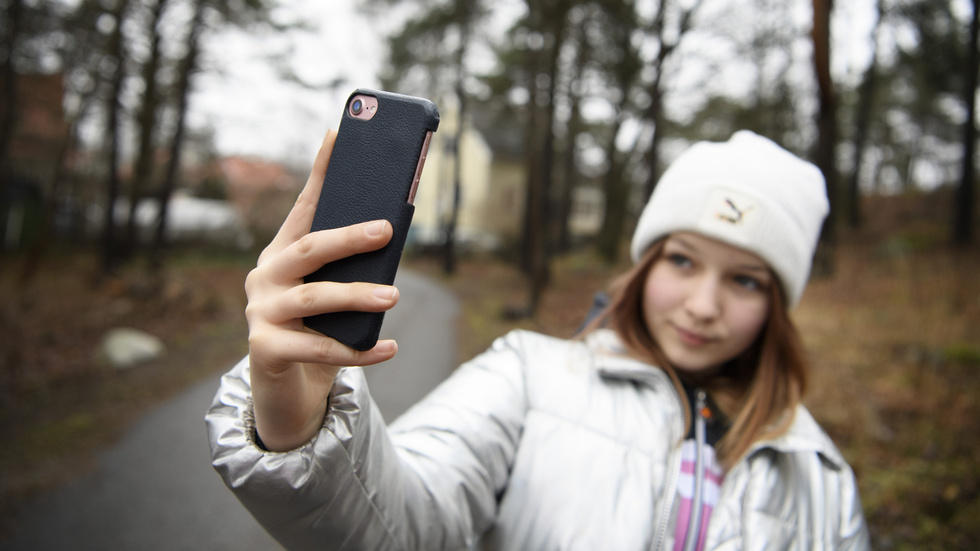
[945,343,980,366]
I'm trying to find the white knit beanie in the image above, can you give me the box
[630,130,828,309]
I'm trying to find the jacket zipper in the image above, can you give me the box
[682,389,708,551]
[650,380,686,551]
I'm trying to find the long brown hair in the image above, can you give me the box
[594,237,809,469]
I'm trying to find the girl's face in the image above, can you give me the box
[642,232,773,376]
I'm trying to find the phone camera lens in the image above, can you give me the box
[351,99,363,115]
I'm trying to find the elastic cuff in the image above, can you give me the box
[243,395,270,451]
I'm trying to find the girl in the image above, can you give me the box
[207,130,870,550]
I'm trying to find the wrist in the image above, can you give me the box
[253,396,329,452]
[249,362,338,452]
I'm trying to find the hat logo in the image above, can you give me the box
[715,198,754,225]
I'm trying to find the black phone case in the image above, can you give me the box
[304,89,440,351]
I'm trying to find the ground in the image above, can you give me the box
[1,193,978,548]
[0,249,251,534]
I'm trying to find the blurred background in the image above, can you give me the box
[0,0,978,549]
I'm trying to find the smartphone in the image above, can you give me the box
[304,89,440,351]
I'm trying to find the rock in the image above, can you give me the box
[99,328,166,370]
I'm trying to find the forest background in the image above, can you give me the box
[1,0,979,549]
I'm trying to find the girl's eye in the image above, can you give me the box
[733,274,763,291]
[666,253,692,269]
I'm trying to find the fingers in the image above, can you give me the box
[258,282,400,325]
[265,129,338,257]
[250,329,398,370]
[257,219,394,286]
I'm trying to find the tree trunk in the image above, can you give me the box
[125,0,169,258]
[523,0,569,315]
[443,13,469,275]
[520,78,542,277]
[555,11,591,255]
[643,71,665,203]
[641,0,699,202]
[520,105,547,316]
[517,1,547,316]
[539,2,566,247]
[442,130,461,274]
[521,78,548,315]
[641,1,672,204]
[596,118,628,264]
[556,86,582,254]
[846,0,883,229]
[811,0,837,277]
[102,0,130,276]
[0,0,24,201]
[150,0,204,271]
[954,0,979,245]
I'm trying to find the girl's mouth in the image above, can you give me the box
[675,326,713,347]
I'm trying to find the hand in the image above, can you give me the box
[244,129,401,451]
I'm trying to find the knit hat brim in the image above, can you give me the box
[630,131,828,308]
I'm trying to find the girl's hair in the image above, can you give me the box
[597,237,809,469]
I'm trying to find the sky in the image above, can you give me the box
[190,2,389,167]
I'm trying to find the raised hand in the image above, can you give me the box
[244,130,401,451]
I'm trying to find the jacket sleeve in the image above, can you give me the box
[206,331,531,551]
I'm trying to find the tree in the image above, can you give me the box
[587,0,705,265]
[103,0,274,273]
[1,0,89,269]
[553,6,593,254]
[150,0,207,270]
[871,1,968,196]
[0,0,26,202]
[102,0,131,275]
[844,0,884,228]
[124,0,170,259]
[639,0,702,203]
[811,0,836,276]
[0,0,68,206]
[378,0,579,314]
[151,0,279,271]
[374,0,491,275]
[2,0,286,279]
[954,0,978,245]
[593,0,643,265]
[521,0,575,314]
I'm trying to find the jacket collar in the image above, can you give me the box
[585,329,848,470]
[585,329,670,387]
[749,406,848,470]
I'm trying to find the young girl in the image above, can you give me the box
[207,130,870,550]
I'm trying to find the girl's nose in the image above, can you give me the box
[685,275,721,321]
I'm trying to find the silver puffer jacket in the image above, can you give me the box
[207,329,870,550]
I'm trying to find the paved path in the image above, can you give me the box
[0,269,460,551]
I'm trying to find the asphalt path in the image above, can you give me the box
[0,269,460,551]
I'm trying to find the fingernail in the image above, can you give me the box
[366,220,386,236]
[373,287,397,301]
[376,340,397,354]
